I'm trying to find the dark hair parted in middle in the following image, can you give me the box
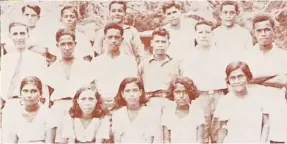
[225,61,253,84]
[167,76,199,101]
[115,77,148,108]
[104,23,124,36]
[69,87,104,118]
[55,28,76,43]
[152,27,170,40]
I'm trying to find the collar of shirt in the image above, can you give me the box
[148,55,173,67]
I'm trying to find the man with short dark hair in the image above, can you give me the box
[213,1,253,67]
[91,23,138,100]
[92,1,147,64]
[47,28,93,143]
[1,22,48,111]
[49,6,94,62]
[182,20,227,143]
[245,13,287,143]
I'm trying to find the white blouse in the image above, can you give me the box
[112,106,158,143]
[9,105,56,143]
[62,115,110,142]
[161,102,205,143]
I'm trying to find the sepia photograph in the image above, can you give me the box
[0,0,287,143]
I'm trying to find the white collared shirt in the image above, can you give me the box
[1,50,48,101]
[93,24,146,59]
[91,53,138,98]
[139,55,181,92]
[47,58,93,101]
[245,43,287,77]
[181,46,227,91]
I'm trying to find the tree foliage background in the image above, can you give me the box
[1,1,287,50]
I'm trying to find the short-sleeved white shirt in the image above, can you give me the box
[62,116,110,142]
[161,102,205,143]
[112,106,158,143]
[213,24,253,67]
[181,46,227,91]
[91,53,138,98]
[163,17,196,62]
[47,58,93,101]
[214,84,270,143]
[245,43,287,77]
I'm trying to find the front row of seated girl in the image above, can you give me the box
[2,75,204,143]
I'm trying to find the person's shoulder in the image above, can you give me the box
[124,25,139,32]
[113,106,126,117]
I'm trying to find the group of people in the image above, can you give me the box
[1,1,287,143]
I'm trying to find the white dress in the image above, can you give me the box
[161,102,205,143]
[112,106,158,143]
[8,105,56,143]
[214,85,270,143]
[62,115,110,143]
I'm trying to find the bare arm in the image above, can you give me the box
[216,120,228,143]
[163,126,170,144]
[261,114,270,143]
[250,75,287,88]
[45,127,56,143]
[196,124,204,143]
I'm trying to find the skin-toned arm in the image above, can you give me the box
[250,75,287,88]
[163,126,170,144]
[196,124,204,143]
[211,117,221,142]
[216,120,228,143]
[45,127,56,143]
[261,114,270,143]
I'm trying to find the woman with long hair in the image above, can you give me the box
[112,77,159,143]
[61,86,110,143]
[7,76,56,143]
[162,76,204,143]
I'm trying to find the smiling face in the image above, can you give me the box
[77,89,97,116]
[121,82,142,107]
[109,3,125,24]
